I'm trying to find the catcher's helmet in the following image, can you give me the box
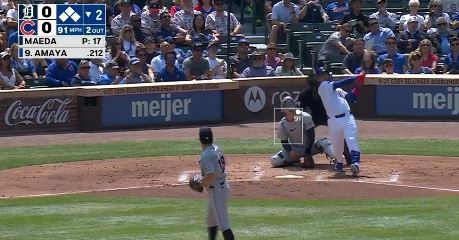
[271,151,286,167]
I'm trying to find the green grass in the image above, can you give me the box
[1,138,459,170]
[0,195,458,240]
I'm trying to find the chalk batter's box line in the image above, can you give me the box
[273,107,304,145]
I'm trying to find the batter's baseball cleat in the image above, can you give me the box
[350,164,360,177]
[334,162,344,172]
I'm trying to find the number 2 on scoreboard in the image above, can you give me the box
[96,10,102,21]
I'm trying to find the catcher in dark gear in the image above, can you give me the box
[195,127,235,240]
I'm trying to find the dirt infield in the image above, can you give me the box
[1,154,458,200]
[1,120,458,200]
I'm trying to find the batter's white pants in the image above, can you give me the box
[327,113,360,164]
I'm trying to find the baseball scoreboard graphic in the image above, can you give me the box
[18,4,106,59]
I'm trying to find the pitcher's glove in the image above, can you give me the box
[189,173,204,192]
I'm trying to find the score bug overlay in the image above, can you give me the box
[273,107,304,145]
[18,4,106,59]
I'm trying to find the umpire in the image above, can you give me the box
[299,72,352,165]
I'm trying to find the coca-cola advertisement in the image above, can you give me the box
[0,97,78,133]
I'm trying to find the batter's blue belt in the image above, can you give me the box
[208,180,226,189]
[327,112,352,119]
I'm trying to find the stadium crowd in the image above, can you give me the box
[1,0,459,89]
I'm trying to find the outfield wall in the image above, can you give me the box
[1,75,458,134]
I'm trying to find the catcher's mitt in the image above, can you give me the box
[189,173,204,192]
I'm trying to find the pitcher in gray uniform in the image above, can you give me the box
[271,96,335,168]
[198,127,235,240]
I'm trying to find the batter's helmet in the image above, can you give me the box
[271,150,286,167]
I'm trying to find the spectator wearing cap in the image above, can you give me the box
[399,0,425,32]
[98,62,122,85]
[363,17,395,55]
[46,59,78,87]
[119,24,139,57]
[406,50,435,74]
[71,60,94,86]
[170,0,184,16]
[325,0,349,22]
[377,36,407,74]
[167,37,187,64]
[240,51,276,78]
[136,47,156,80]
[151,41,179,73]
[113,0,142,15]
[355,51,381,74]
[382,58,395,74]
[123,57,153,83]
[299,0,329,23]
[417,39,438,71]
[269,0,300,44]
[104,37,130,73]
[131,14,147,43]
[443,37,459,74]
[9,43,38,80]
[369,0,396,31]
[174,0,201,32]
[275,52,303,76]
[205,0,242,39]
[341,0,369,35]
[194,0,215,18]
[0,51,25,89]
[157,51,187,81]
[111,0,133,36]
[428,17,455,56]
[343,38,365,74]
[265,42,281,69]
[397,16,426,54]
[143,37,160,64]
[156,11,187,43]
[183,42,210,80]
[229,38,251,76]
[206,41,226,79]
[425,0,450,32]
[318,22,353,60]
[141,1,162,36]
[186,14,217,45]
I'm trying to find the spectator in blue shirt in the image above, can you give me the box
[157,51,186,81]
[444,37,459,74]
[326,0,349,22]
[429,17,454,56]
[46,59,78,87]
[71,60,95,86]
[377,36,408,74]
[155,11,187,44]
[298,1,329,23]
[343,38,365,74]
[8,31,18,47]
[363,17,395,55]
[98,62,122,85]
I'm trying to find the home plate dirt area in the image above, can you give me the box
[1,154,459,200]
